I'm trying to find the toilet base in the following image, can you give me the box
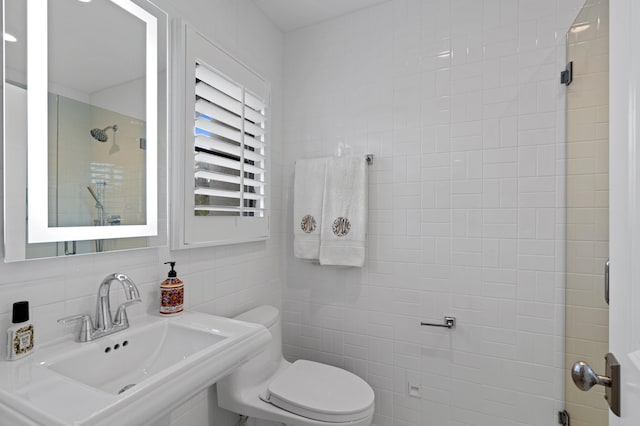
[246,418,284,426]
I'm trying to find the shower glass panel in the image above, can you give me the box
[23,89,148,259]
[564,0,609,424]
[54,94,146,228]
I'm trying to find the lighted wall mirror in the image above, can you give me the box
[2,0,167,261]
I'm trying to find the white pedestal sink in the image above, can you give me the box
[0,311,271,426]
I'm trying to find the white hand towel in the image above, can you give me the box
[293,157,327,260]
[319,157,368,267]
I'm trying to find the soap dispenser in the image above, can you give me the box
[6,301,35,360]
[160,261,184,315]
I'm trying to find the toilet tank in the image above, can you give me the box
[229,305,283,385]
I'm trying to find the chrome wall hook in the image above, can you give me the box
[365,154,374,165]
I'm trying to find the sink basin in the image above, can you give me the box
[48,321,226,395]
[0,311,270,426]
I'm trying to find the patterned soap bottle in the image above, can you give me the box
[6,301,35,360]
[160,261,184,315]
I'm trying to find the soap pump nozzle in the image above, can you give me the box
[164,261,177,278]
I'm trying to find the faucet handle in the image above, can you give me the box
[58,314,95,342]
[114,298,142,326]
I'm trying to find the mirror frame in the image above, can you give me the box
[25,0,158,243]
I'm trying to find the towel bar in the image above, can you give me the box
[420,316,456,329]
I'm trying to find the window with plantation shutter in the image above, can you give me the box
[193,64,267,217]
[172,24,270,248]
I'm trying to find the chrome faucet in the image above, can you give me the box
[58,273,142,342]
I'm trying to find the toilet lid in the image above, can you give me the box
[263,360,374,423]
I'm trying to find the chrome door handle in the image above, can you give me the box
[572,361,611,390]
[571,353,620,417]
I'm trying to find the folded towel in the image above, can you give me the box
[293,157,327,260]
[319,157,368,267]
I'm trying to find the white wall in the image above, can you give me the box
[281,1,585,425]
[0,0,283,423]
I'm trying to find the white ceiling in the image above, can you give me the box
[3,0,389,95]
[250,0,391,32]
[5,0,146,95]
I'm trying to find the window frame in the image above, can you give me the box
[170,22,270,249]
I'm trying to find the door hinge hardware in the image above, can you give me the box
[561,61,573,86]
[605,259,610,305]
[558,410,570,426]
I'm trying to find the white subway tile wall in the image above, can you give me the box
[282,0,585,425]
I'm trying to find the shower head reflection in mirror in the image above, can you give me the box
[90,124,120,155]
[90,124,118,143]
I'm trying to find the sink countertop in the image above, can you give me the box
[0,311,271,426]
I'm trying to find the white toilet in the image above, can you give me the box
[217,305,375,426]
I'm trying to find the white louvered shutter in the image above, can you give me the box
[177,26,270,247]
[193,64,266,217]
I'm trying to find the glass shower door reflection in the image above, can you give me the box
[564,0,609,424]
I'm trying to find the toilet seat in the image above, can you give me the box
[261,360,375,423]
